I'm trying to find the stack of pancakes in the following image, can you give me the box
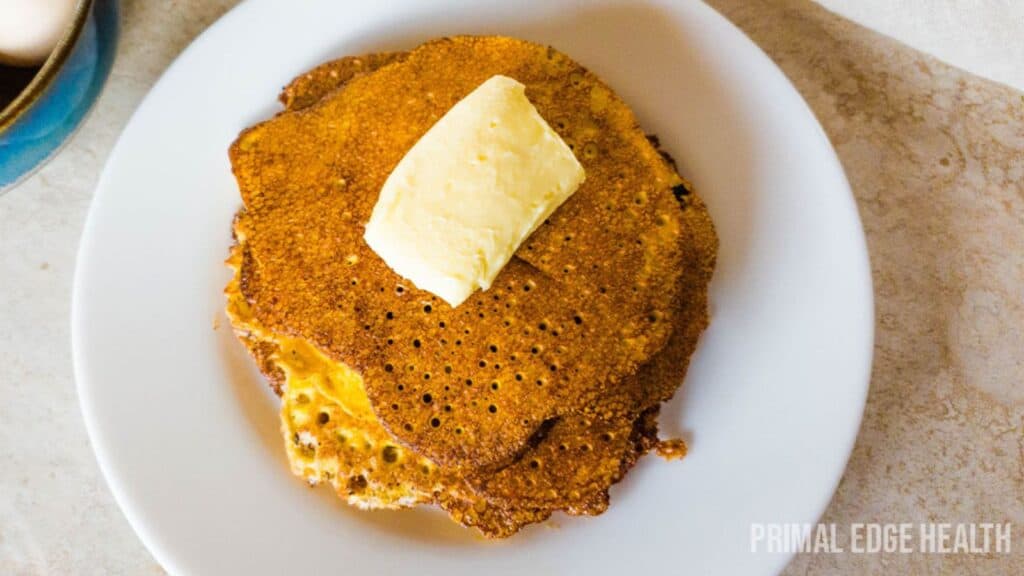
[225,36,717,538]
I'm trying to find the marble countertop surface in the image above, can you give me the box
[1,0,1021,573]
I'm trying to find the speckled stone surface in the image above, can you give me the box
[0,0,1020,574]
[707,1,1024,573]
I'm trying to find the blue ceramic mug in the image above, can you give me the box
[0,0,119,193]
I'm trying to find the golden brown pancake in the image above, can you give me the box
[277,52,406,111]
[229,36,692,471]
[271,52,717,417]
[228,236,664,535]
[226,37,718,537]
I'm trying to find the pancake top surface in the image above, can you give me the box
[226,47,718,537]
[230,36,689,470]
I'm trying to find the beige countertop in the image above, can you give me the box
[1,0,1021,573]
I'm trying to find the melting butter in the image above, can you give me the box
[364,75,585,308]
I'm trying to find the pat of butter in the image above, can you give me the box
[364,75,585,308]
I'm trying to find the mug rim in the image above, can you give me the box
[0,0,94,132]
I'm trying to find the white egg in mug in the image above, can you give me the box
[0,0,79,66]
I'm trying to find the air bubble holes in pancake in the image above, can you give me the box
[232,35,701,481]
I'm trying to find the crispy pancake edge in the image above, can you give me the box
[228,36,691,470]
[225,40,718,537]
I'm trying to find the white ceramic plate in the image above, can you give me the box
[73,1,873,574]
